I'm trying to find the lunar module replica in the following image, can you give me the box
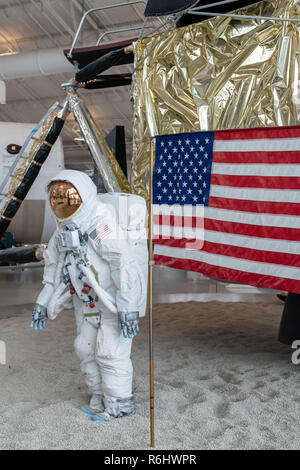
[0,0,262,257]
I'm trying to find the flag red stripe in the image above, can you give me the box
[211,174,300,189]
[154,214,204,228]
[154,254,300,293]
[213,151,300,164]
[209,196,300,216]
[215,126,300,141]
[154,237,205,250]
[154,238,300,267]
[154,214,300,241]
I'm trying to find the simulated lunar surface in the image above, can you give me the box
[0,301,299,450]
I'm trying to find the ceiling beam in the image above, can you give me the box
[29,0,70,42]
[16,0,61,48]
[41,0,75,38]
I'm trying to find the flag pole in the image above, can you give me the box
[148,136,155,448]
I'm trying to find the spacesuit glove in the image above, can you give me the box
[30,304,48,331]
[118,312,139,339]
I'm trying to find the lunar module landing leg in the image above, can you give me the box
[0,86,132,241]
[0,100,69,240]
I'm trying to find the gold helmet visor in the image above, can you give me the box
[49,181,83,221]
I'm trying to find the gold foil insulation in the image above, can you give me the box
[6,110,57,200]
[131,0,300,199]
[68,91,132,194]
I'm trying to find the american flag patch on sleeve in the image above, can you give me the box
[89,223,112,245]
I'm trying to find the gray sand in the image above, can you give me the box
[0,301,299,450]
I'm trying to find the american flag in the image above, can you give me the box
[89,222,112,245]
[153,126,300,293]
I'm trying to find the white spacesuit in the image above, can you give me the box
[30,170,148,422]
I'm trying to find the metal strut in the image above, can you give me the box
[0,98,70,239]
[187,10,300,23]
[61,82,132,193]
[0,101,59,213]
[96,25,160,47]
[67,1,148,58]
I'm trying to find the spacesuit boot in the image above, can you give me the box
[92,394,136,422]
[81,393,104,416]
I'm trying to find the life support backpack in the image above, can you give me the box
[98,192,148,318]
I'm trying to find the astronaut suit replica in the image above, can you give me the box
[30,170,148,422]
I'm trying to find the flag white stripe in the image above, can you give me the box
[154,244,300,280]
[204,229,300,254]
[153,204,203,218]
[212,163,300,177]
[154,224,300,254]
[154,205,300,229]
[205,206,300,229]
[204,207,300,228]
[214,138,300,153]
[210,185,300,203]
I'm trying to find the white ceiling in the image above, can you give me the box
[0,0,157,170]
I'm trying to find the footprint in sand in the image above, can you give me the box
[197,374,211,381]
[253,380,265,389]
[268,389,280,399]
[231,392,247,403]
[280,372,292,380]
[215,401,231,419]
[218,370,242,385]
